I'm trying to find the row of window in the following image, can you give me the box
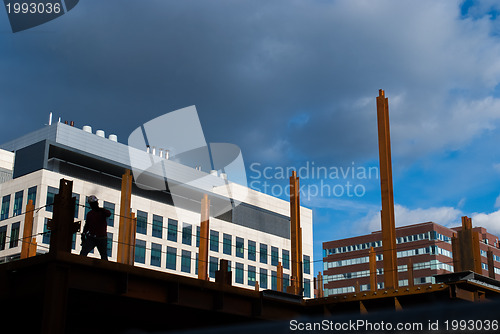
[324,277,437,296]
[396,245,452,259]
[323,254,383,270]
[0,187,37,221]
[0,222,20,250]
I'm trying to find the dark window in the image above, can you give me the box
[248,265,256,286]
[195,253,198,275]
[135,240,146,264]
[73,193,80,218]
[210,230,219,252]
[283,250,290,270]
[0,226,6,250]
[136,210,148,235]
[260,243,267,264]
[283,273,290,289]
[1,195,11,220]
[303,255,311,274]
[260,268,268,289]
[167,219,178,242]
[45,187,58,213]
[84,196,91,219]
[13,191,23,216]
[107,232,113,258]
[196,226,200,247]
[182,223,192,245]
[9,222,20,248]
[42,218,51,244]
[271,247,279,266]
[181,250,191,273]
[235,263,244,284]
[27,186,37,206]
[166,246,176,270]
[209,256,218,278]
[152,214,163,238]
[271,271,277,290]
[304,279,311,298]
[103,202,115,227]
[151,243,162,267]
[248,240,256,261]
[236,237,244,258]
[223,233,232,255]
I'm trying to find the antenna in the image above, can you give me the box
[48,112,53,126]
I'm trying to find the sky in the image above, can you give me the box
[1,0,500,275]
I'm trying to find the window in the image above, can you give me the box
[135,240,146,264]
[182,223,192,245]
[45,187,58,213]
[27,186,37,206]
[150,243,162,267]
[235,263,244,284]
[282,250,290,270]
[303,255,311,275]
[167,219,178,242]
[209,256,218,278]
[223,233,232,255]
[236,237,244,258]
[210,230,219,252]
[283,273,290,289]
[271,271,277,290]
[136,210,147,235]
[260,243,268,264]
[195,253,198,275]
[107,232,113,258]
[1,195,11,220]
[248,240,256,261]
[260,268,268,289]
[166,246,176,270]
[181,250,191,273]
[42,218,50,244]
[84,197,91,219]
[104,202,115,227]
[13,191,23,216]
[73,193,80,218]
[271,247,279,266]
[0,226,6,250]
[248,265,256,286]
[9,222,20,248]
[152,214,163,238]
[304,279,311,298]
[196,226,200,247]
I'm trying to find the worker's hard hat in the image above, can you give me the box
[88,195,98,203]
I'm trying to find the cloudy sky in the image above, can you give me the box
[1,0,500,273]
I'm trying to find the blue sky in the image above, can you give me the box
[1,1,500,274]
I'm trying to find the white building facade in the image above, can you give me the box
[0,122,314,297]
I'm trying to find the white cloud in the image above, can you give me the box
[472,210,500,236]
[495,194,500,208]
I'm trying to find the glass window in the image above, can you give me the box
[84,196,91,219]
[223,233,232,255]
[210,230,219,252]
[271,271,277,290]
[283,273,290,289]
[235,263,244,284]
[103,202,115,227]
[260,243,267,264]
[151,243,162,267]
[136,210,148,235]
[42,218,51,244]
[196,226,200,247]
[107,232,113,258]
[304,279,311,298]
[167,219,178,242]
[27,186,37,206]
[195,253,198,275]
[209,256,218,278]
[13,191,23,216]
[181,250,191,273]
[9,222,20,248]
[0,226,6,250]
[248,265,256,286]
[283,250,290,270]
[135,240,146,264]
[271,247,279,266]
[236,237,244,258]
[166,246,176,270]
[260,268,268,289]
[303,255,311,275]
[152,214,163,238]
[248,240,256,261]
[182,223,192,245]
[45,187,58,213]
[1,195,11,220]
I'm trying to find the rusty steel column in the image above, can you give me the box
[215,259,232,286]
[453,216,482,273]
[21,199,37,259]
[198,194,210,280]
[117,169,133,264]
[48,179,79,254]
[316,272,324,298]
[277,262,283,292]
[487,250,495,279]
[407,258,414,287]
[369,247,377,291]
[376,89,398,290]
[128,212,137,265]
[289,171,303,295]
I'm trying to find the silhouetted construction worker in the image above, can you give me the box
[80,195,111,260]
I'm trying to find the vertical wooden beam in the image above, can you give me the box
[215,259,232,286]
[369,247,377,291]
[355,280,360,293]
[455,216,482,273]
[394,297,403,311]
[128,212,137,265]
[487,250,495,279]
[407,258,414,287]
[255,281,260,291]
[21,199,36,259]
[277,262,283,292]
[316,272,324,298]
[452,232,461,272]
[48,179,78,254]
[376,89,398,290]
[117,169,133,264]
[360,301,368,314]
[289,171,303,295]
[198,194,210,280]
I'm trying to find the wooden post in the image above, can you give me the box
[277,262,283,292]
[369,247,377,291]
[289,171,303,295]
[317,272,324,298]
[487,250,495,279]
[376,89,398,290]
[215,259,232,286]
[453,216,482,273]
[117,169,133,264]
[21,199,37,259]
[407,258,414,287]
[198,194,210,280]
